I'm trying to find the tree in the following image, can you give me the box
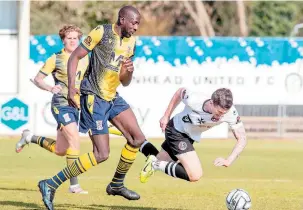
[30,1,90,34]
[249,2,299,36]
[30,1,302,37]
[83,1,127,30]
[237,0,248,36]
[183,1,215,36]
[126,1,177,36]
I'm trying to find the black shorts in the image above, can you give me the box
[161,118,195,161]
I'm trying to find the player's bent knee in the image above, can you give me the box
[188,174,202,182]
[54,149,66,156]
[188,170,203,182]
[128,138,145,148]
[94,151,110,163]
[54,145,67,156]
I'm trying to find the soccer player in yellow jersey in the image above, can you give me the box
[15,25,89,194]
[37,6,159,209]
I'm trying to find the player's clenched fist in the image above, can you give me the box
[67,87,80,109]
[159,115,169,132]
[119,58,135,86]
[121,58,134,72]
[51,85,62,94]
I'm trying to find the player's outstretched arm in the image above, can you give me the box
[228,125,247,165]
[214,124,247,167]
[67,45,88,108]
[159,87,185,132]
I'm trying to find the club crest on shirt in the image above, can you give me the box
[84,36,92,46]
[178,141,187,151]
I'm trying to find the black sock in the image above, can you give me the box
[164,162,190,181]
[139,140,159,157]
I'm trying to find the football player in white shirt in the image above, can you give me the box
[140,87,247,183]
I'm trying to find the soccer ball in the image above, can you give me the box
[226,189,251,210]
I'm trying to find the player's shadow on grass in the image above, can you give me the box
[90,204,183,210]
[0,187,36,192]
[0,201,43,209]
[60,204,184,210]
[0,201,184,210]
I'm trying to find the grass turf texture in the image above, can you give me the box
[1,138,303,210]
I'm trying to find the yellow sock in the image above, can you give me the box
[47,152,97,190]
[36,137,56,153]
[66,148,80,186]
[110,143,139,189]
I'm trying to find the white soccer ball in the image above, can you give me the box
[226,189,251,210]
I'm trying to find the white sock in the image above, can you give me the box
[152,160,169,172]
[69,184,80,189]
[25,133,33,143]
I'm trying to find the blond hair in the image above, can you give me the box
[59,24,83,40]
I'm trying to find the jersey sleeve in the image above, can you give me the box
[80,25,104,51]
[39,54,56,76]
[225,106,243,130]
[180,88,190,104]
[180,88,202,110]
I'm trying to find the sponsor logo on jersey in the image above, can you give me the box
[197,117,205,124]
[182,114,192,123]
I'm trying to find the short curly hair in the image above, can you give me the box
[211,88,233,109]
[58,24,83,40]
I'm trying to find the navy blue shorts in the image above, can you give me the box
[79,94,130,135]
[51,105,79,130]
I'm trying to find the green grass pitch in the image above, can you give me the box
[1,137,303,210]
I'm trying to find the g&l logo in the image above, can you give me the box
[1,98,29,130]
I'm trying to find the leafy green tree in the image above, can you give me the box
[30,1,91,34]
[83,1,127,30]
[249,1,299,36]
[30,1,303,37]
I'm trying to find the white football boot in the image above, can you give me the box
[68,184,88,194]
[15,129,32,153]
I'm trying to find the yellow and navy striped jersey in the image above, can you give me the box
[80,24,136,101]
[40,48,89,106]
